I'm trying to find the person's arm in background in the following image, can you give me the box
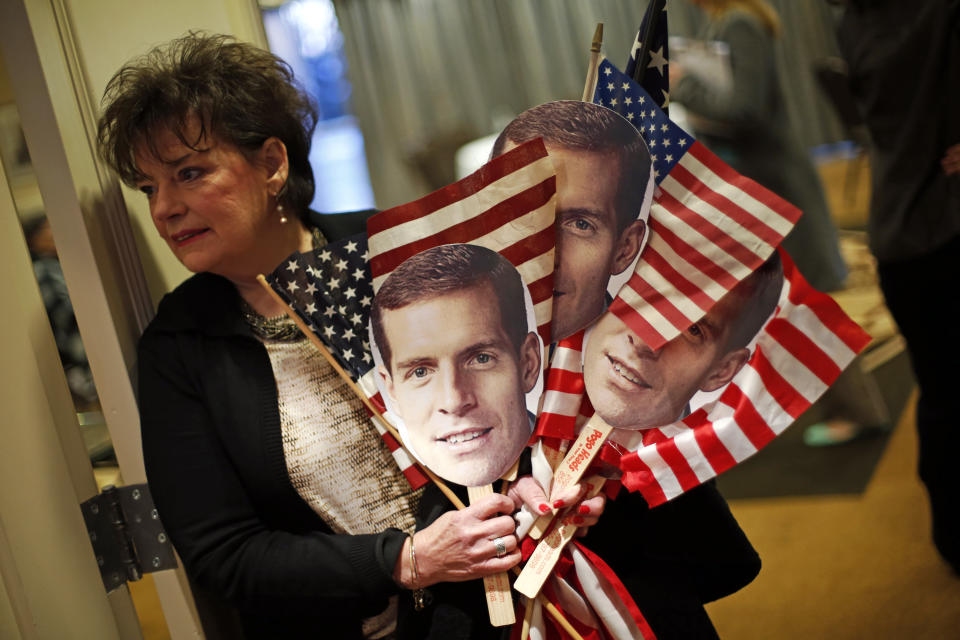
[671,13,776,134]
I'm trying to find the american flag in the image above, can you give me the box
[626,0,670,114]
[612,249,872,505]
[367,138,557,344]
[265,233,429,489]
[534,331,593,442]
[534,59,869,503]
[595,57,801,351]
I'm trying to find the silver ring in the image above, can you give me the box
[493,537,507,558]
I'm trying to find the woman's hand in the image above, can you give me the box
[394,494,520,589]
[507,476,607,537]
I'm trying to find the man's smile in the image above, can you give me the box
[605,353,651,389]
[435,426,494,445]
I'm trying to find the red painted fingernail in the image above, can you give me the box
[573,516,584,525]
[578,505,590,515]
[553,500,566,509]
[538,503,551,514]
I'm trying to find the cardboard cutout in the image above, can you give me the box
[369,244,544,487]
[491,101,655,342]
[263,73,869,640]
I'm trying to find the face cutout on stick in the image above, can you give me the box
[582,254,785,430]
[491,100,654,342]
[370,244,543,487]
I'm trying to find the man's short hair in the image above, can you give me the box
[721,253,784,352]
[491,101,651,233]
[371,244,530,371]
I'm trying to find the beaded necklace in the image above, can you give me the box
[240,227,325,342]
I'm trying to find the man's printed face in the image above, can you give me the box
[550,145,626,341]
[501,141,643,342]
[583,301,740,430]
[378,283,540,486]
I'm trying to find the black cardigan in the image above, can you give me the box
[138,210,404,638]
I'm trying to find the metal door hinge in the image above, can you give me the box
[81,483,178,592]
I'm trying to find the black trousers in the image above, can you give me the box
[877,233,960,571]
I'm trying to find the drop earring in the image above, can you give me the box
[276,197,288,224]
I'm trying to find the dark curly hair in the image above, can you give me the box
[96,32,318,218]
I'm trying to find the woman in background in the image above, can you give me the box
[672,0,848,292]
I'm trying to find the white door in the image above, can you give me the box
[0,0,268,638]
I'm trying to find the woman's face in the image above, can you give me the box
[134,119,284,281]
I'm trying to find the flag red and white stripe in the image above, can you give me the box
[594,56,801,352]
[609,140,801,352]
[367,138,557,344]
[613,248,871,506]
[535,332,591,440]
[534,250,870,506]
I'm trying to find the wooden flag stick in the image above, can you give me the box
[580,23,604,101]
[258,274,585,637]
[468,485,516,627]
[508,573,584,640]
[519,595,536,640]
[539,595,585,640]
[256,275,465,510]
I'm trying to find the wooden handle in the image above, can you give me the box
[513,476,605,599]
[468,485,516,627]
[581,23,604,101]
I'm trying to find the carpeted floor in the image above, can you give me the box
[707,394,960,639]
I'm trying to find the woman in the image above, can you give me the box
[95,33,542,639]
[672,0,848,292]
[98,32,755,640]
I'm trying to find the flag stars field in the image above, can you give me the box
[266,232,380,377]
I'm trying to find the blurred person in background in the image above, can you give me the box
[834,0,960,573]
[671,0,848,293]
[23,215,99,410]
